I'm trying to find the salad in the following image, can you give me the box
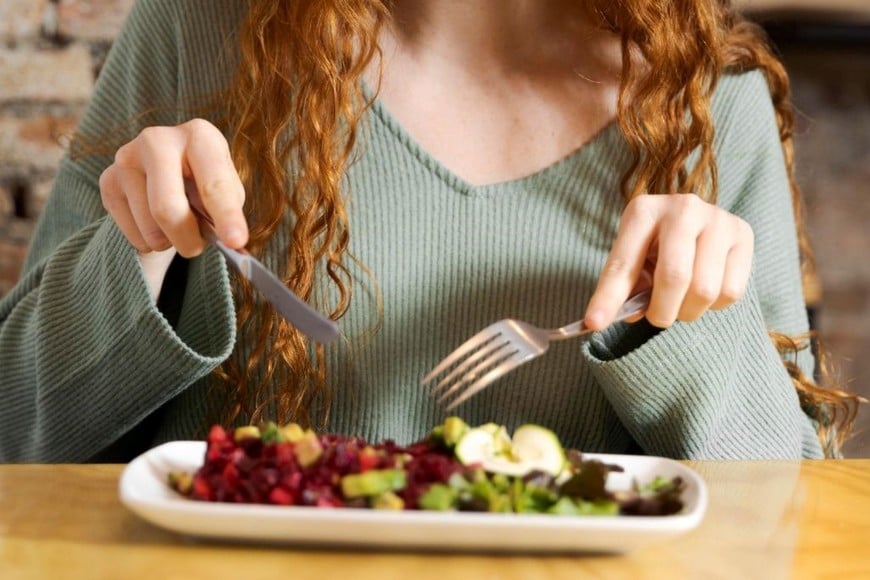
[168,417,685,516]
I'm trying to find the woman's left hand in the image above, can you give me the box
[583,193,754,330]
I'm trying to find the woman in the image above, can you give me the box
[0,0,859,462]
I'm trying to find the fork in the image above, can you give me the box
[422,288,652,410]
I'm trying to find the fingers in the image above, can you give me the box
[99,119,247,257]
[137,128,204,257]
[647,200,702,327]
[646,196,753,327]
[712,220,754,310]
[679,216,754,318]
[183,120,248,248]
[121,166,173,252]
[584,195,657,330]
[675,218,729,322]
[100,166,150,253]
[590,194,754,332]
[620,265,654,323]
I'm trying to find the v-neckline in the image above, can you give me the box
[364,86,621,197]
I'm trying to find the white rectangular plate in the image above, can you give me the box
[119,441,708,553]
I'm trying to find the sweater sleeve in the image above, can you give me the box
[0,0,236,462]
[581,70,823,460]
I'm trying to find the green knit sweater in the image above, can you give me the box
[0,0,823,462]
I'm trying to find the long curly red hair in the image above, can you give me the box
[213,0,861,455]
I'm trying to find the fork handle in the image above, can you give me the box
[549,288,652,341]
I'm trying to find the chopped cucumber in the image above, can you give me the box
[340,468,406,498]
[418,484,457,511]
[372,491,405,510]
[442,416,469,446]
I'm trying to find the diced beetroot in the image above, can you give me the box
[238,437,264,458]
[229,447,246,465]
[250,466,279,490]
[273,442,295,463]
[192,476,212,500]
[222,462,240,487]
[316,496,343,508]
[269,487,294,505]
[358,447,379,472]
[207,425,228,445]
[280,471,302,491]
[183,425,471,511]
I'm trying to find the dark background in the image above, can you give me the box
[754,11,870,457]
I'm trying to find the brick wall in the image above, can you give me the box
[0,0,133,293]
[1,3,868,455]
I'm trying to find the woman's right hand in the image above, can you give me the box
[99,118,249,257]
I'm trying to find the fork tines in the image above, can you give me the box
[422,322,525,410]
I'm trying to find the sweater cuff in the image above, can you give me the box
[580,284,820,459]
[103,215,236,365]
[34,218,236,460]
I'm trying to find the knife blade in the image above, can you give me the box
[185,181,340,344]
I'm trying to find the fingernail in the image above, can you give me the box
[584,309,604,328]
[224,228,245,247]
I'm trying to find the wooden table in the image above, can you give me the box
[0,460,868,579]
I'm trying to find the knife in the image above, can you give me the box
[184,181,340,344]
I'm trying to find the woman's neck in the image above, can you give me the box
[365,1,623,186]
[386,0,608,75]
